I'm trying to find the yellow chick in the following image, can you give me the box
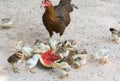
[52,62,72,79]
[91,49,110,64]
[25,54,40,73]
[1,17,13,29]
[49,39,58,50]
[69,49,87,69]
[16,41,34,58]
[33,39,50,53]
[58,39,77,51]
[56,47,69,58]
[110,28,120,44]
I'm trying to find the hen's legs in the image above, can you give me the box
[59,36,62,42]
[48,31,53,41]
[59,33,63,42]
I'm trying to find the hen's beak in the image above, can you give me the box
[40,5,42,8]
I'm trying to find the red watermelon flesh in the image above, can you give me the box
[40,50,61,67]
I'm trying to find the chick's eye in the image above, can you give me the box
[63,68,70,71]
[62,68,66,70]
[26,63,31,66]
[74,57,81,61]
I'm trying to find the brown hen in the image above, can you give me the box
[41,0,78,41]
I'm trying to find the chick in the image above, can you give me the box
[16,41,34,58]
[58,39,77,51]
[1,17,13,29]
[91,49,110,64]
[52,62,72,79]
[56,47,69,58]
[22,47,34,58]
[25,54,40,73]
[49,39,58,50]
[110,28,120,44]
[33,39,50,53]
[7,51,24,73]
[15,41,24,51]
[69,49,87,69]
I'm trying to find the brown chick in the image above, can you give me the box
[110,28,120,44]
[7,51,24,73]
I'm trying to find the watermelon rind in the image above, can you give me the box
[39,51,63,68]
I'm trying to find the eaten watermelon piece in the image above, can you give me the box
[39,50,61,67]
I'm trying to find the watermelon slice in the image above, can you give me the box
[39,50,61,67]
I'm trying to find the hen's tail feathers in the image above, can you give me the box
[71,4,79,9]
[68,4,78,13]
[59,0,72,5]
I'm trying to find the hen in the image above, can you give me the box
[41,0,78,41]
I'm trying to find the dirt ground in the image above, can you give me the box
[0,0,120,81]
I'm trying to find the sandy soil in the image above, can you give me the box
[0,0,120,81]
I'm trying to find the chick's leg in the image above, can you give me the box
[48,31,53,41]
[101,58,110,64]
[59,36,62,42]
[115,38,119,44]
[12,63,19,73]
[74,62,82,69]
[75,65,82,69]
[60,74,68,79]
[59,33,63,42]
[59,69,68,79]
[30,69,35,73]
